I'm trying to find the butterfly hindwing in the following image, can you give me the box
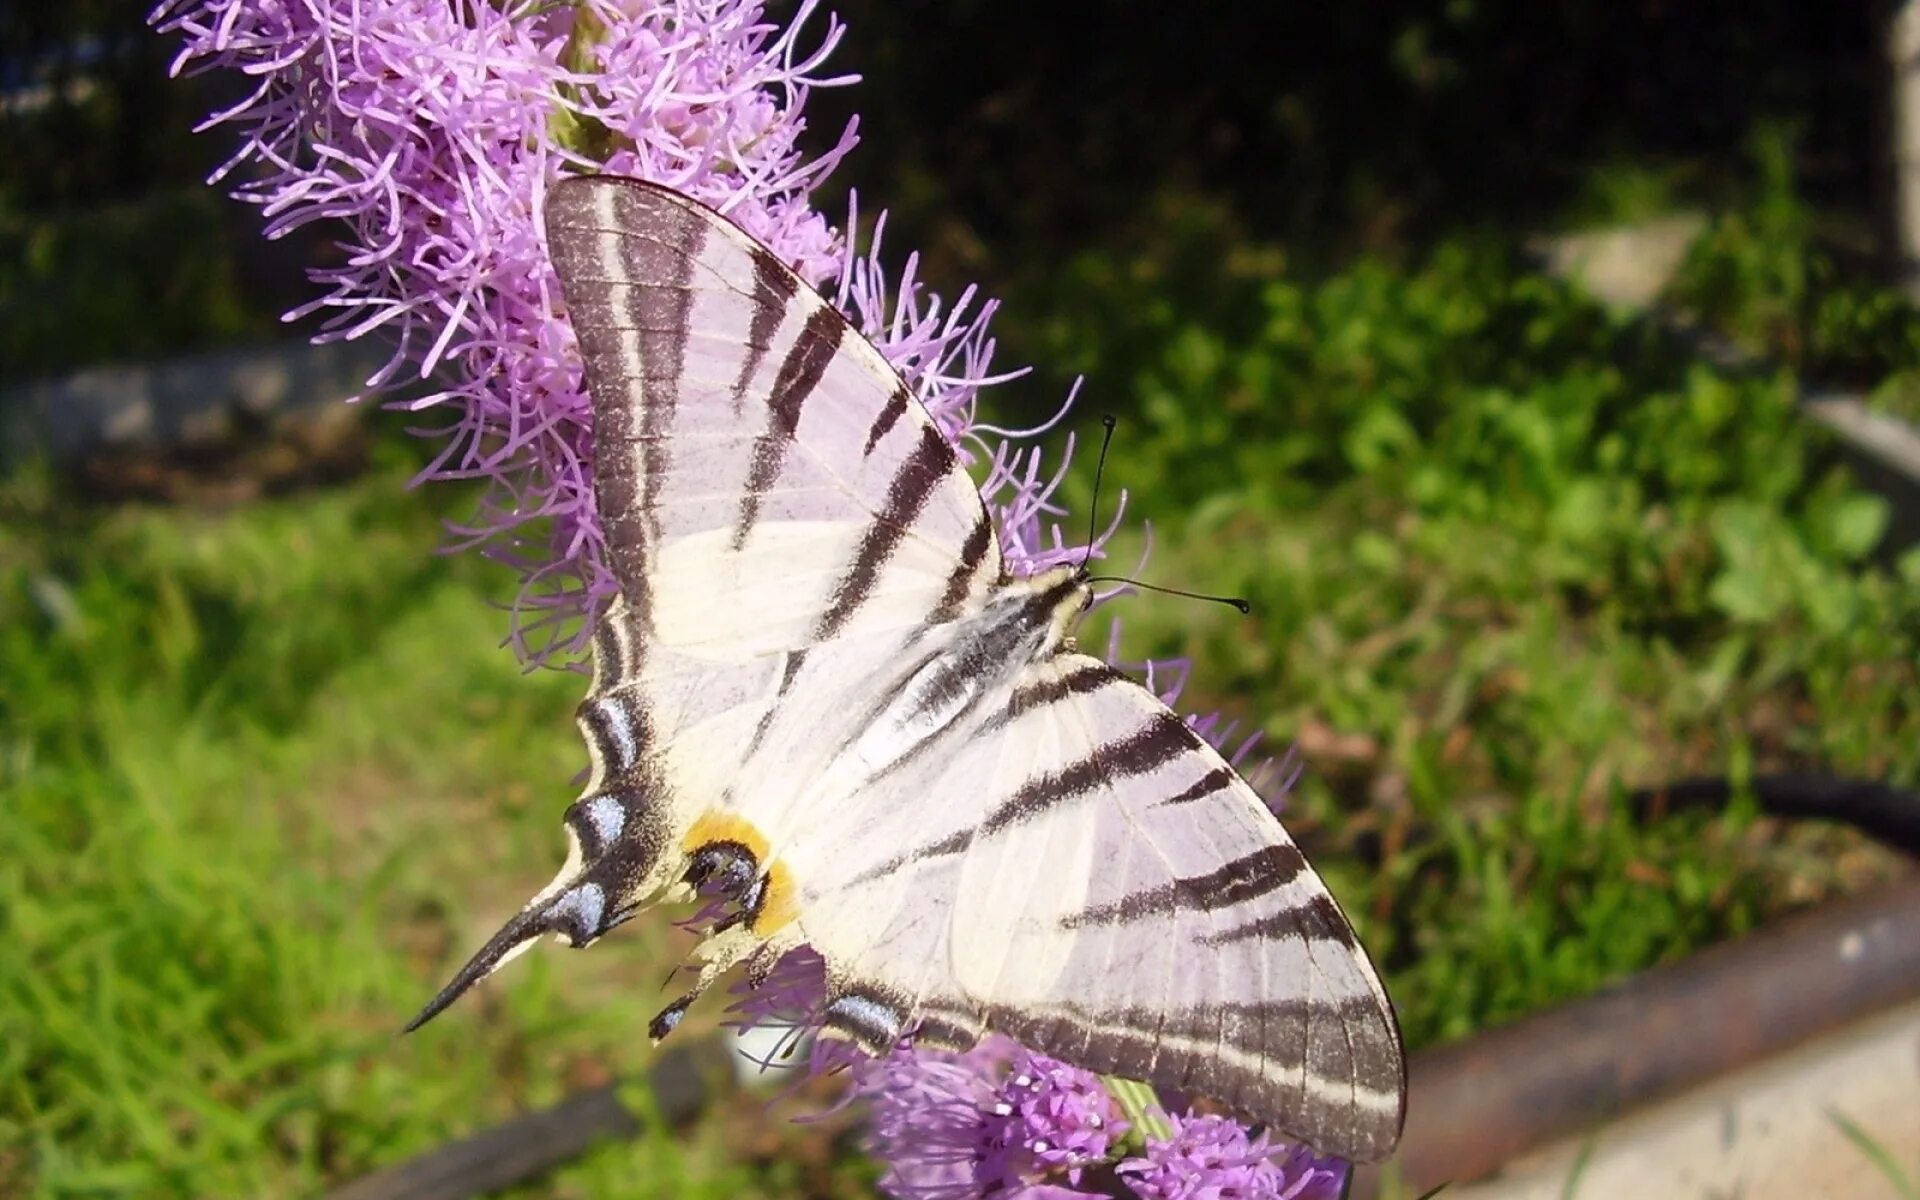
[791,652,1405,1163]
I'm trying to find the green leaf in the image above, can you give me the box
[1707,568,1783,625]
[1821,493,1890,562]
[1549,478,1609,544]
[1101,1075,1172,1143]
[1342,405,1420,474]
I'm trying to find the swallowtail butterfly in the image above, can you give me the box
[409,176,1406,1162]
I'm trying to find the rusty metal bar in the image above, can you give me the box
[1352,875,1920,1197]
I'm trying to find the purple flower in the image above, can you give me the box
[1119,1111,1349,1200]
[851,1035,1124,1200]
[978,1046,1128,1185]
[152,0,1094,662]
[857,1040,1008,1199]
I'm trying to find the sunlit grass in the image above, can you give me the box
[1051,226,1918,1050]
[0,453,820,1197]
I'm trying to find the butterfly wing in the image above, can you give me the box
[546,176,1001,663]
[426,175,1406,1164]
[787,653,1406,1163]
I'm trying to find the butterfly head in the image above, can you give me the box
[999,563,1097,657]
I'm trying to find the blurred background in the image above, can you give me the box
[3,2,1918,1197]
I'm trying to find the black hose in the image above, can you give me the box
[1631,773,1920,858]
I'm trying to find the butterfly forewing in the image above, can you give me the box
[438,175,1410,1166]
[546,177,1003,660]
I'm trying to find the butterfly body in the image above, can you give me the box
[410,177,1406,1163]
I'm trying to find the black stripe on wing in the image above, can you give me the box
[1200,893,1359,949]
[734,304,844,548]
[1159,764,1233,807]
[1007,658,1124,717]
[860,664,1184,881]
[548,182,705,641]
[978,711,1197,837]
[587,602,633,685]
[908,1007,984,1050]
[813,422,958,641]
[864,385,911,455]
[927,511,997,624]
[729,247,801,417]
[978,995,1404,1164]
[808,973,1404,1163]
[1059,843,1309,928]
[576,691,651,777]
[996,995,1389,1057]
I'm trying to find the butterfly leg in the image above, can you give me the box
[647,922,764,1043]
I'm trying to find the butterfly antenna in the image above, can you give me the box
[1084,576,1251,614]
[1074,416,1249,614]
[1077,415,1120,575]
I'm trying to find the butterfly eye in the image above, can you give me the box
[684,840,758,898]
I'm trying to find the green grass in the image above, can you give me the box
[1830,1109,1920,1200]
[0,450,861,1197]
[1090,485,1913,1046]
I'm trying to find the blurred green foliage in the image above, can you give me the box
[0,1,1900,383]
[810,2,1883,293]
[0,189,276,377]
[1667,124,1920,421]
[0,3,314,379]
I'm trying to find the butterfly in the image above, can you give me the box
[408,175,1406,1163]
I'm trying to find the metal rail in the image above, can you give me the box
[1351,875,1920,1197]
